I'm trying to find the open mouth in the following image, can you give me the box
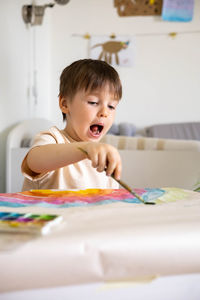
[89,124,104,136]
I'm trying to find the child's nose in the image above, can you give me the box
[98,106,108,117]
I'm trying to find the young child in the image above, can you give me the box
[21,59,122,191]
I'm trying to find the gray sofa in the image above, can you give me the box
[109,122,200,140]
[146,122,200,140]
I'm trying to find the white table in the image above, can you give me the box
[1,189,200,299]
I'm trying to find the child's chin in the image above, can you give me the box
[89,137,101,142]
[87,135,102,142]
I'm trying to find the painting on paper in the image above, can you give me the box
[0,187,199,209]
[0,188,167,208]
[90,35,135,67]
[162,0,194,22]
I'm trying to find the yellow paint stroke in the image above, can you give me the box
[22,189,113,198]
[149,0,155,5]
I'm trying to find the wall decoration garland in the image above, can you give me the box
[72,30,200,67]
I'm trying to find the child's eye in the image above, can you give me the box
[108,105,115,110]
[88,101,98,105]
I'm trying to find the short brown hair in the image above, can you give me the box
[59,59,122,121]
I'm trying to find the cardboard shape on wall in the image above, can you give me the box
[114,0,163,16]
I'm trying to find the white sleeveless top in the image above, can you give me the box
[21,126,119,191]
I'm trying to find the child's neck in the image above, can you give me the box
[62,129,76,143]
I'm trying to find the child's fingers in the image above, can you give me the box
[84,143,101,168]
[112,162,122,180]
[105,155,117,177]
[84,143,122,179]
[106,152,122,179]
[90,151,98,168]
[96,151,107,172]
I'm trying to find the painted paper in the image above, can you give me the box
[90,35,135,67]
[162,0,194,22]
[0,188,166,208]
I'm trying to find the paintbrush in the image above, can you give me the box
[78,147,155,205]
[110,175,155,205]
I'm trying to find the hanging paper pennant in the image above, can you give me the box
[162,0,194,22]
[90,35,136,67]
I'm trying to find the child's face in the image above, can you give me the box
[62,84,119,142]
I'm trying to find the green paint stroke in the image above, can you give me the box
[158,187,189,203]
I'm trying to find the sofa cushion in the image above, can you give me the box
[146,122,200,140]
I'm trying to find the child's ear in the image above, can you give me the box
[59,96,69,114]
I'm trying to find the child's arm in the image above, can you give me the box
[26,142,122,180]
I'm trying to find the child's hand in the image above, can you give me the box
[80,142,122,180]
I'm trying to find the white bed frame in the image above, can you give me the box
[6,119,53,193]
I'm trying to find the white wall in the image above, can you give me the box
[0,0,51,192]
[0,0,200,192]
[49,0,200,128]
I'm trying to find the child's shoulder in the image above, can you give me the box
[31,126,67,147]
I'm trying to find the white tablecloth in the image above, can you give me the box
[1,189,200,293]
